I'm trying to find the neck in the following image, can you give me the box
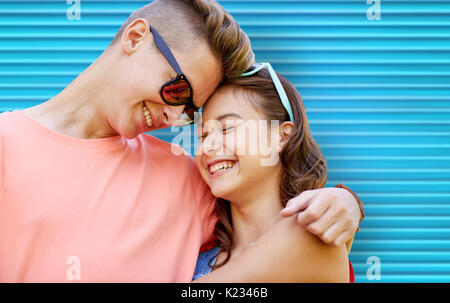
[23,48,120,139]
[228,174,283,253]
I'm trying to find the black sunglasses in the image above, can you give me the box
[150,26,197,125]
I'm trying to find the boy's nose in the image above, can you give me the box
[161,105,185,126]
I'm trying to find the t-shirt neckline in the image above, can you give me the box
[12,110,127,150]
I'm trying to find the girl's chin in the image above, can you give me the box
[210,185,235,200]
[206,167,241,199]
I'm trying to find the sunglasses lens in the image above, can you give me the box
[162,78,191,104]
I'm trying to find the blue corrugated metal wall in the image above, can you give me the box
[1,0,449,282]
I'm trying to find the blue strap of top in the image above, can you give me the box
[192,247,221,281]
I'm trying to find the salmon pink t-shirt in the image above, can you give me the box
[0,110,217,282]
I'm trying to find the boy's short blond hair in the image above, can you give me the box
[110,0,255,80]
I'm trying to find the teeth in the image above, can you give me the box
[209,161,235,175]
[142,103,152,128]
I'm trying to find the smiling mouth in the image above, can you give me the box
[142,102,153,128]
[208,160,237,176]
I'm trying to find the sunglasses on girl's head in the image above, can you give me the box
[150,26,197,124]
[241,63,295,122]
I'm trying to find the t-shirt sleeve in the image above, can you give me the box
[185,154,218,246]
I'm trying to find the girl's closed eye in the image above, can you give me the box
[199,132,208,140]
[199,127,234,141]
[222,126,236,134]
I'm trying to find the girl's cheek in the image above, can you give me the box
[223,132,239,155]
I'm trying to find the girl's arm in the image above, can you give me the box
[193,216,349,283]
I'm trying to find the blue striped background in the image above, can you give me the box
[1,0,449,282]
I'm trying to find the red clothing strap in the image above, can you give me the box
[348,258,355,283]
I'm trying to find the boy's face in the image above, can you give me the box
[105,20,222,139]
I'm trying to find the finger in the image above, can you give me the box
[319,219,348,246]
[297,194,332,226]
[333,230,351,248]
[284,189,317,209]
[306,199,350,236]
[280,190,317,217]
[305,206,340,237]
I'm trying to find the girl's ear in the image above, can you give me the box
[278,121,295,153]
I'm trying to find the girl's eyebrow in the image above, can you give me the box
[200,112,243,127]
[216,113,243,121]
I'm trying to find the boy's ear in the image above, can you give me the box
[121,18,151,54]
[278,121,295,152]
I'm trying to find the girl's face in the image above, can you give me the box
[195,85,284,202]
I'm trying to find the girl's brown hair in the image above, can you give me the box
[212,68,328,268]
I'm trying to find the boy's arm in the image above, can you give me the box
[281,184,365,253]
